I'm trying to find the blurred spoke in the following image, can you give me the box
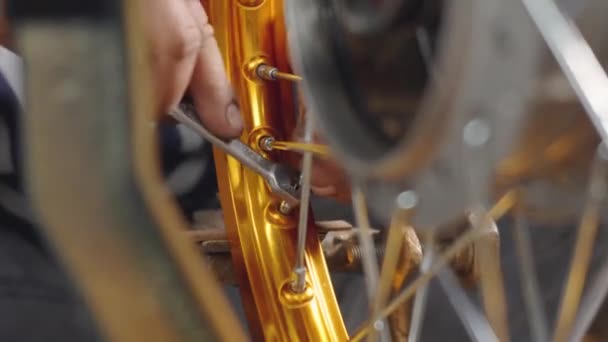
[351,185,384,341]
[388,226,421,341]
[523,0,608,142]
[374,193,418,310]
[373,213,407,324]
[469,210,510,342]
[352,185,381,300]
[415,27,439,83]
[350,227,486,342]
[513,200,549,342]
[570,256,608,341]
[290,112,315,292]
[437,260,499,342]
[408,236,434,342]
[554,146,608,342]
[265,139,331,158]
[489,190,517,220]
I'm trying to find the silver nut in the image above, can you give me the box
[259,136,275,152]
[279,201,294,215]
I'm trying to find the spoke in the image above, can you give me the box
[374,213,408,314]
[352,186,381,300]
[350,226,487,342]
[489,190,517,220]
[462,93,509,340]
[255,63,302,82]
[415,27,439,83]
[512,200,550,342]
[290,114,315,292]
[418,24,511,339]
[407,244,433,342]
[470,210,510,342]
[553,146,608,342]
[372,192,418,341]
[437,260,499,342]
[387,226,421,341]
[521,5,608,337]
[265,139,330,158]
[373,193,418,310]
[570,255,608,341]
[351,185,384,341]
[523,0,608,142]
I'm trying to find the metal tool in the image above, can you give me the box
[169,105,301,207]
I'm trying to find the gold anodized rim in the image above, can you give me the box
[208,0,348,340]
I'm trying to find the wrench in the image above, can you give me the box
[168,104,301,207]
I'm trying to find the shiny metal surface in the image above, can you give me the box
[255,63,303,82]
[267,139,332,158]
[18,0,608,340]
[208,0,348,340]
[169,105,301,207]
[292,112,314,293]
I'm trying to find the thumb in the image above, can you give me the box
[187,3,243,139]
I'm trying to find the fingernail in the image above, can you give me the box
[226,103,244,133]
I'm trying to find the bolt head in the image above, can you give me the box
[279,201,294,215]
[259,136,275,152]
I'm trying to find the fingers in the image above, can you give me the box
[292,115,352,202]
[311,157,349,188]
[188,2,243,138]
[311,184,338,197]
[145,0,201,115]
[145,0,242,138]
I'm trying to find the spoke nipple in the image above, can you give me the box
[255,63,302,82]
[255,63,278,81]
[279,200,295,215]
[279,277,314,308]
[290,267,308,293]
[259,136,275,152]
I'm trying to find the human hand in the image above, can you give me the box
[292,112,351,203]
[146,0,350,201]
[311,153,352,203]
[145,0,242,138]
